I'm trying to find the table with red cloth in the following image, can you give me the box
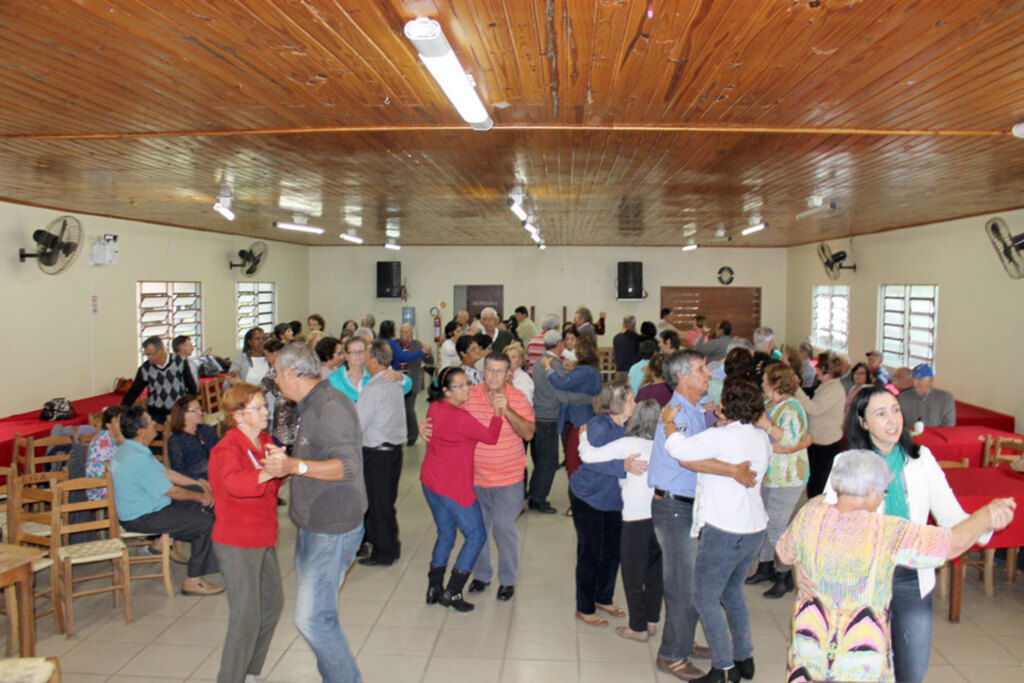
[942,466,1024,622]
[913,426,1022,468]
[955,401,1016,433]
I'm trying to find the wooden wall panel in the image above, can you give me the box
[661,287,762,343]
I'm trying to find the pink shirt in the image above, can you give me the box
[465,384,535,487]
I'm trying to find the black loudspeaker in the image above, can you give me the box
[617,261,643,300]
[376,261,401,298]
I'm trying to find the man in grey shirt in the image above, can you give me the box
[897,363,956,427]
[696,320,732,363]
[261,343,366,683]
[356,340,407,567]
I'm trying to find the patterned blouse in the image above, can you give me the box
[776,499,950,682]
[763,398,810,488]
[85,429,117,500]
[261,369,299,448]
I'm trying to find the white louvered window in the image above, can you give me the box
[880,284,938,370]
[236,282,275,349]
[811,284,849,355]
[136,281,202,364]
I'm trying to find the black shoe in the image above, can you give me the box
[358,557,395,567]
[733,657,754,680]
[496,585,515,601]
[528,500,557,514]
[426,566,446,605]
[764,571,793,599]
[441,569,475,613]
[467,579,490,593]
[356,542,371,559]
[692,666,740,683]
[744,561,775,586]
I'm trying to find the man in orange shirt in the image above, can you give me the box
[463,352,536,601]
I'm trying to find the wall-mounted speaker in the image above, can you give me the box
[617,261,643,300]
[377,261,401,298]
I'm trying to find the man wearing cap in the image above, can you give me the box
[897,364,956,427]
[865,350,891,387]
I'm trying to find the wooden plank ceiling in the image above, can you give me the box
[0,0,1022,248]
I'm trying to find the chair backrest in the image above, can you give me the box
[0,458,16,498]
[15,435,73,473]
[596,348,617,382]
[87,411,104,428]
[150,423,167,466]
[990,437,1024,467]
[201,380,222,414]
[7,471,67,551]
[938,458,970,469]
[54,471,120,545]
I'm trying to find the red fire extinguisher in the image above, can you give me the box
[431,306,442,342]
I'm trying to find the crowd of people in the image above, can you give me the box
[81,305,1010,683]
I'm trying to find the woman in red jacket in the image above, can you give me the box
[421,366,503,613]
[208,383,284,683]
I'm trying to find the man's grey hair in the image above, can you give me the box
[543,329,562,350]
[400,322,413,332]
[727,337,755,353]
[353,327,374,341]
[367,339,393,367]
[361,313,376,328]
[142,336,164,351]
[276,341,321,379]
[663,349,705,390]
[799,340,814,357]
[480,307,498,319]
[623,315,636,326]
[830,450,894,498]
[753,327,774,349]
[541,314,561,331]
[626,399,661,440]
[575,307,593,324]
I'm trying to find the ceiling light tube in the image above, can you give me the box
[510,203,528,222]
[523,222,539,235]
[529,232,541,243]
[340,233,364,244]
[384,241,402,251]
[796,202,838,220]
[274,221,325,235]
[405,18,493,131]
[1013,122,1024,138]
[741,223,766,236]
[212,197,235,221]
[682,243,698,252]
[539,243,547,250]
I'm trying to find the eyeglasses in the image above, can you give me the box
[448,383,469,390]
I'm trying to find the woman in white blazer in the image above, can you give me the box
[824,386,989,683]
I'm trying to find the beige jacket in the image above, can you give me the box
[795,378,845,445]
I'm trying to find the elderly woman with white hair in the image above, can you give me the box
[777,450,1014,683]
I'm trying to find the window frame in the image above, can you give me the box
[878,284,939,371]
[136,281,202,365]
[236,281,276,350]
[810,284,850,355]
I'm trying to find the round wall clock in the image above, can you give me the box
[717,266,735,285]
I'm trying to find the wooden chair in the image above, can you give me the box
[989,436,1024,468]
[3,472,68,651]
[0,656,62,682]
[116,528,174,598]
[596,347,617,382]
[52,471,132,636]
[150,423,167,466]
[938,458,970,469]
[0,458,14,504]
[12,436,73,475]
[87,412,104,429]
[200,380,223,415]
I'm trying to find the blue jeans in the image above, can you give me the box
[652,496,701,661]
[890,566,932,683]
[694,525,764,670]
[294,525,363,683]
[422,485,486,572]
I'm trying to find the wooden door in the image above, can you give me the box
[661,287,761,341]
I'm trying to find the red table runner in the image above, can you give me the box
[914,426,1021,468]
[943,466,1024,549]
[955,401,1016,433]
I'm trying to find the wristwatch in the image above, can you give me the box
[296,459,309,476]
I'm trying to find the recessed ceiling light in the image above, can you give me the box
[340,232,363,244]
[741,223,766,236]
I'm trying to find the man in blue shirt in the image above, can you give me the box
[648,350,756,680]
[112,406,223,595]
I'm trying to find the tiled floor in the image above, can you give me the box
[8,427,1024,682]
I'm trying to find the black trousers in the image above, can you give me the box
[528,420,559,504]
[570,491,622,614]
[362,445,403,562]
[806,439,843,498]
[403,391,418,445]
[620,518,663,632]
[122,499,218,578]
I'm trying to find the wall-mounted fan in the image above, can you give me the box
[985,217,1024,280]
[229,241,268,277]
[817,242,856,281]
[19,215,83,274]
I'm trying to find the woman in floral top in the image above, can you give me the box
[85,405,127,500]
[747,363,811,598]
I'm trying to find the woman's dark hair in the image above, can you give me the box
[721,378,764,424]
[850,362,869,384]
[575,335,599,367]
[308,313,325,330]
[315,336,341,362]
[273,322,292,339]
[474,333,492,351]
[818,352,845,378]
[101,405,127,430]
[444,320,460,339]
[638,338,658,360]
[428,366,466,403]
[242,327,263,358]
[379,320,397,339]
[455,335,477,359]
[844,386,920,459]
[562,322,576,335]
[168,394,199,433]
[723,347,754,379]
[262,337,285,354]
[639,321,657,340]
[289,320,302,335]
[341,319,358,334]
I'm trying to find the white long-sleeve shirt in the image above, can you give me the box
[578,432,654,522]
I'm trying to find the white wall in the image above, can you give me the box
[0,201,308,416]
[308,244,790,343]
[786,210,1024,430]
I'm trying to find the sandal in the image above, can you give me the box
[615,625,649,642]
[563,507,573,517]
[656,657,706,680]
[595,603,625,618]
[575,611,609,628]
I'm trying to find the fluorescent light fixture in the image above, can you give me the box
[523,222,539,235]
[275,222,324,235]
[682,242,698,252]
[212,198,235,221]
[529,232,541,243]
[405,18,492,131]
[741,223,766,236]
[539,243,547,250]
[340,232,364,244]
[1013,122,1024,138]
[510,202,528,222]
[796,201,838,220]
[384,241,402,251]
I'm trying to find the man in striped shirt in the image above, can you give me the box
[463,352,536,602]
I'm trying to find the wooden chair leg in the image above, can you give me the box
[62,558,75,637]
[949,560,964,623]
[937,563,949,599]
[5,585,19,656]
[982,549,995,596]
[111,559,121,608]
[1007,548,1019,583]
[160,534,173,598]
[49,566,65,635]
[121,550,133,624]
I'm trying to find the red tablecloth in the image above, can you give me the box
[944,467,1024,549]
[913,426,1021,468]
[955,401,1016,433]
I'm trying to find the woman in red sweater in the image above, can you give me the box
[421,366,503,613]
[208,383,284,683]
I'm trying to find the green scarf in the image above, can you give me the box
[878,444,909,519]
